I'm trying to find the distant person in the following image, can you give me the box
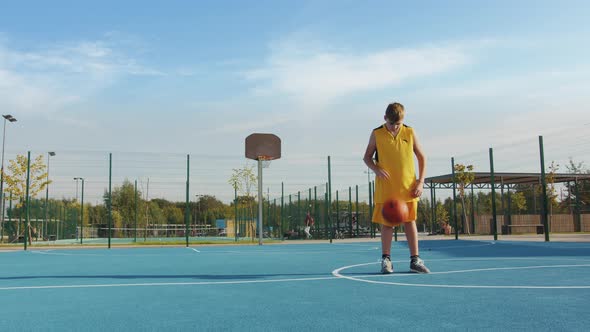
[363,102,430,274]
[28,224,36,245]
[442,222,451,235]
[304,211,314,239]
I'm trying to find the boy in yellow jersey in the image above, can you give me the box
[363,102,430,274]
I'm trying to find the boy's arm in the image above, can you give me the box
[412,130,427,197]
[363,131,390,179]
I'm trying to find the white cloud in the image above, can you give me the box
[201,114,291,135]
[0,38,162,115]
[0,68,80,113]
[2,40,163,77]
[244,39,472,108]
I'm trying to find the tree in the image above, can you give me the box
[417,197,431,229]
[163,205,183,224]
[110,180,144,226]
[564,159,590,213]
[509,191,527,214]
[435,200,450,232]
[454,163,475,234]
[541,161,560,219]
[88,205,107,226]
[228,164,257,240]
[2,154,50,243]
[2,154,50,207]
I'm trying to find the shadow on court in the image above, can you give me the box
[0,272,324,281]
[404,240,590,258]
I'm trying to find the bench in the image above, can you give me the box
[503,224,544,235]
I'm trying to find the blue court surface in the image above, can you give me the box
[1,239,589,331]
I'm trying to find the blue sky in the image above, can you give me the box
[1,0,589,203]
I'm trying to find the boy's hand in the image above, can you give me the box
[374,168,390,180]
[412,180,424,197]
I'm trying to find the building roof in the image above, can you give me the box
[425,172,590,189]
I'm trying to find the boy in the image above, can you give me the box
[363,102,430,274]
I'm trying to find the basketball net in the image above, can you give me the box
[258,155,272,168]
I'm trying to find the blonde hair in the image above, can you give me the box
[385,102,405,122]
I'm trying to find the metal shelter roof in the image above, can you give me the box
[424,172,590,189]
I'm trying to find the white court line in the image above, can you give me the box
[332,262,590,289]
[0,276,339,291]
[28,248,379,256]
[30,251,171,257]
[9,240,496,257]
[420,242,495,250]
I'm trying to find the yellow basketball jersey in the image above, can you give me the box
[373,124,418,203]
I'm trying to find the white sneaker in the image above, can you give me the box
[381,257,393,274]
[410,257,431,274]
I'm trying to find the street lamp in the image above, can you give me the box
[0,114,17,243]
[44,152,55,240]
[74,177,84,244]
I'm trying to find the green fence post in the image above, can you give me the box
[539,136,550,242]
[369,181,374,238]
[297,191,301,232]
[280,182,283,240]
[451,157,458,240]
[324,190,329,240]
[470,184,475,234]
[336,190,339,239]
[288,194,292,234]
[433,186,438,234]
[429,182,435,234]
[489,148,498,241]
[500,180,505,226]
[185,154,190,247]
[355,185,359,237]
[328,156,332,243]
[80,178,84,244]
[24,151,31,250]
[134,180,138,243]
[313,186,317,238]
[307,187,312,237]
[108,153,112,249]
[8,192,12,242]
[347,187,351,238]
[234,186,238,242]
[574,177,582,232]
[272,198,276,238]
[268,191,272,237]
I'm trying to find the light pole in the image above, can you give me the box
[44,152,55,240]
[0,114,17,243]
[74,177,84,244]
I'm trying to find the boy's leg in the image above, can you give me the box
[380,225,394,274]
[404,221,430,273]
[404,221,419,256]
[381,225,393,255]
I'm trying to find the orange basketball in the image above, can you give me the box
[382,199,409,226]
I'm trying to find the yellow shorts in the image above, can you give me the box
[372,200,418,227]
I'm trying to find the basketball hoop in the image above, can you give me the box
[244,133,281,246]
[258,155,272,168]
